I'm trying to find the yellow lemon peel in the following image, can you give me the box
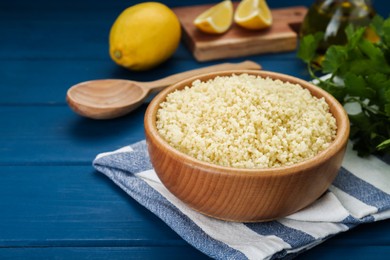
[109,2,181,71]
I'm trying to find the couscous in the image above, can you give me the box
[156,74,337,168]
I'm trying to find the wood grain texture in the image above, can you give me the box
[1,0,390,258]
[0,166,187,245]
[66,61,261,119]
[0,106,146,164]
[173,4,308,61]
[0,247,208,260]
[145,70,350,222]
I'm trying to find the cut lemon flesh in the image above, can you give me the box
[194,0,233,34]
[234,0,272,30]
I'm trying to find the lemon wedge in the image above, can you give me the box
[194,0,233,34]
[234,0,272,30]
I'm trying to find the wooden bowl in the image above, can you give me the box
[144,70,350,222]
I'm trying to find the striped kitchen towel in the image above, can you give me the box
[93,140,390,260]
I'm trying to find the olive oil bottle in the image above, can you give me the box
[300,0,375,56]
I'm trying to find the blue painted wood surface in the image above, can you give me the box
[1,0,389,259]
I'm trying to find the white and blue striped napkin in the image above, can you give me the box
[93,140,390,260]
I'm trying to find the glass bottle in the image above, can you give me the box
[300,0,376,56]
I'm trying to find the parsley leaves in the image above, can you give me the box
[298,16,390,157]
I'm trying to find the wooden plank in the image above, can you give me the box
[0,56,303,104]
[0,164,209,258]
[1,165,390,258]
[0,63,306,165]
[0,106,146,164]
[300,220,390,259]
[1,1,389,259]
[0,247,209,259]
[0,165,187,245]
[173,4,307,61]
[2,245,390,260]
[0,9,202,63]
[0,18,192,60]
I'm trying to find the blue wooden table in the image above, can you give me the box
[1,0,389,259]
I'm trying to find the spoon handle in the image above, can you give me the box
[141,60,261,92]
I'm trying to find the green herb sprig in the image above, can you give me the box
[298,15,390,157]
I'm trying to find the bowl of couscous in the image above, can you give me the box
[144,70,349,222]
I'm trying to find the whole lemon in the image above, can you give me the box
[109,2,181,71]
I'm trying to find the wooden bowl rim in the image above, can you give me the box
[144,70,350,177]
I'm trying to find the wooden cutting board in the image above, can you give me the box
[173,4,307,62]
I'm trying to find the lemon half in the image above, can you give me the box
[194,0,233,34]
[234,0,272,30]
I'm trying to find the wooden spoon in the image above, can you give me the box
[66,60,261,119]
